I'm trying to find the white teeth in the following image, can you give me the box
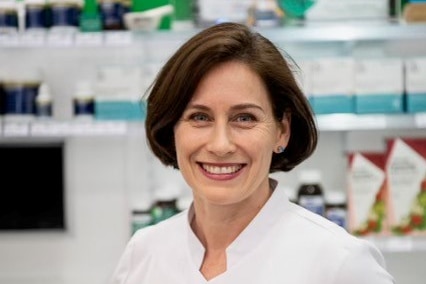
[202,164,242,174]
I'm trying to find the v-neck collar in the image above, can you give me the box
[185,178,290,281]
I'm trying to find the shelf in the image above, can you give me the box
[1,22,426,48]
[258,22,426,43]
[316,113,426,131]
[363,235,426,253]
[0,120,129,137]
[0,113,424,138]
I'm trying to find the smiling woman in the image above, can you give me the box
[109,22,395,284]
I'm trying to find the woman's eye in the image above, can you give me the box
[188,113,210,122]
[234,114,256,123]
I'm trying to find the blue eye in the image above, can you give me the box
[191,113,210,121]
[235,114,256,122]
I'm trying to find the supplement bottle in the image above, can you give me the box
[297,169,325,217]
[73,80,95,119]
[325,190,347,229]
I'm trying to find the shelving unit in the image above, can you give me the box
[1,20,426,284]
[0,119,128,137]
[0,112,425,138]
[1,22,425,47]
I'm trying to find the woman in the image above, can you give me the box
[110,22,394,283]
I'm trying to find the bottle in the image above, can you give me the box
[24,0,49,32]
[79,0,102,32]
[73,80,95,119]
[0,0,19,34]
[35,82,53,118]
[2,68,42,121]
[296,169,325,216]
[131,200,153,235]
[48,0,82,33]
[150,184,180,225]
[325,190,347,229]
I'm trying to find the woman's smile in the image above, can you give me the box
[198,162,246,180]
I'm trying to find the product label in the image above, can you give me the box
[299,195,325,216]
[350,153,385,231]
[387,138,426,234]
[326,208,347,228]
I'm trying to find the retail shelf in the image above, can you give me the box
[363,235,426,253]
[316,113,426,131]
[258,22,426,43]
[0,120,128,137]
[0,113,424,137]
[1,22,426,48]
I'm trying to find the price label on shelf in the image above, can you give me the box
[75,32,103,47]
[19,32,46,47]
[414,113,426,128]
[385,236,413,252]
[47,32,75,47]
[0,33,20,47]
[105,31,133,46]
[3,122,30,137]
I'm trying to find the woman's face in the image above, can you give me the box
[174,61,290,207]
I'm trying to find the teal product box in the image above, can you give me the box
[310,58,355,114]
[405,57,426,113]
[95,100,146,121]
[354,58,404,114]
[309,95,354,114]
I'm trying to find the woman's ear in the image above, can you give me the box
[275,112,291,153]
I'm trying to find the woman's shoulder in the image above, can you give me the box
[130,210,188,250]
[284,202,368,249]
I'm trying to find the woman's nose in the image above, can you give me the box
[206,122,236,156]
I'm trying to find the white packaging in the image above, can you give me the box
[355,58,404,95]
[305,0,389,21]
[197,0,253,25]
[405,57,426,94]
[311,57,354,96]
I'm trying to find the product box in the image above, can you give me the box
[347,152,388,236]
[293,59,313,106]
[386,137,426,235]
[305,0,389,21]
[310,58,355,114]
[94,65,146,121]
[405,57,426,113]
[354,58,404,114]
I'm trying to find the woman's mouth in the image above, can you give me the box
[200,163,244,174]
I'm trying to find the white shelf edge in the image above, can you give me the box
[362,235,426,253]
[1,120,130,137]
[316,113,426,131]
[1,23,426,48]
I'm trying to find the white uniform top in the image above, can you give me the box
[110,180,395,284]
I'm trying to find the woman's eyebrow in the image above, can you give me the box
[185,103,264,113]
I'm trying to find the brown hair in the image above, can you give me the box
[145,22,317,172]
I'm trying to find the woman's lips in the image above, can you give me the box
[198,163,246,181]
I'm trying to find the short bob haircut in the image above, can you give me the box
[145,22,317,173]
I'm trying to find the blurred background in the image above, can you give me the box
[0,0,426,283]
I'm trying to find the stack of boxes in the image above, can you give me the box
[297,57,426,115]
[347,137,426,237]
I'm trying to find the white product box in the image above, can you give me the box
[197,0,253,25]
[386,137,426,235]
[310,57,354,114]
[405,57,426,113]
[348,152,388,236]
[293,59,312,101]
[305,0,389,21]
[354,58,404,114]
